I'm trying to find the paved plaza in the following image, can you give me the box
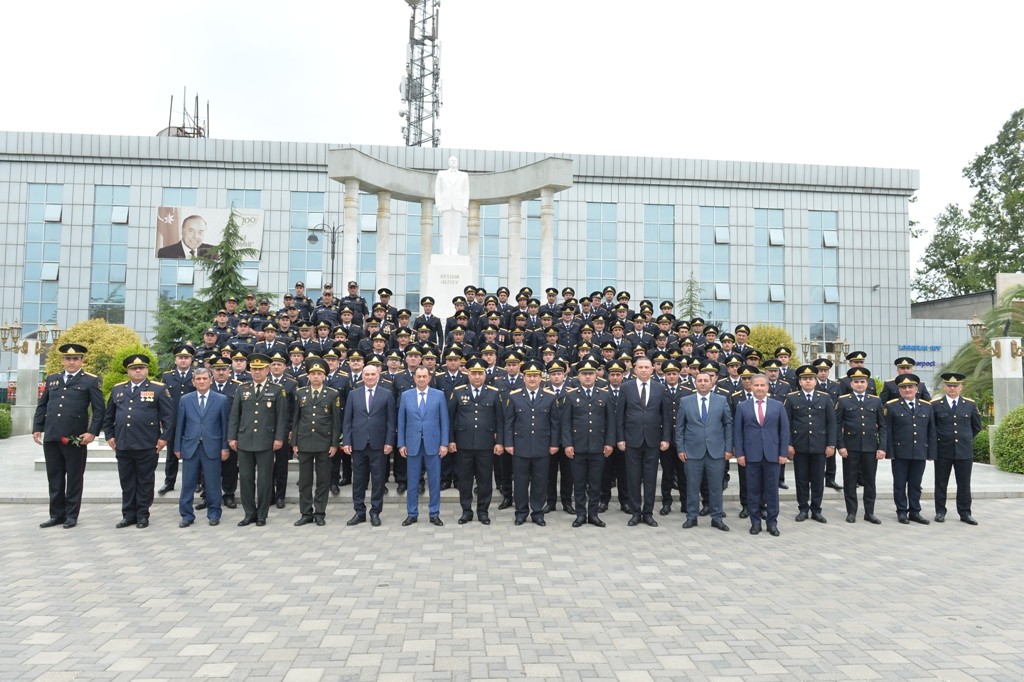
[2,434,1024,680]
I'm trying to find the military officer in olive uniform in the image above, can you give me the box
[227,353,290,527]
[785,364,838,523]
[291,358,341,527]
[561,359,616,528]
[503,360,560,526]
[835,367,887,524]
[33,343,105,529]
[931,372,982,525]
[448,358,505,525]
[885,374,937,524]
[103,354,175,528]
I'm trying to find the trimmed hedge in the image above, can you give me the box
[973,428,990,464]
[992,404,1024,474]
[0,408,11,439]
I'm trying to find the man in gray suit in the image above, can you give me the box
[676,361,733,531]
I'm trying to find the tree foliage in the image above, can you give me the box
[746,324,798,365]
[913,108,1024,299]
[153,209,270,367]
[101,345,161,402]
[44,319,144,378]
[676,271,706,321]
[992,404,1024,474]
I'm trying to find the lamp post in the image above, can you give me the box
[0,319,62,355]
[307,222,342,292]
[1,317,62,436]
[800,336,850,375]
[967,315,1023,449]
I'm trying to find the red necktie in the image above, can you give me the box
[757,400,765,426]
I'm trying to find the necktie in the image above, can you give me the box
[529,391,536,405]
[419,392,426,414]
[586,389,592,399]
[612,389,619,398]
[199,394,206,413]
[180,373,187,381]
[806,393,812,403]
[908,401,915,413]
[367,388,374,411]
[130,384,137,398]
[217,383,224,393]
[858,395,864,404]
[757,400,765,426]
[255,384,262,399]
[951,399,957,410]
[640,383,647,408]
[189,248,196,258]
[313,390,320,402]
[746,392,752,401]
[473,388,480,400]
[700,396,708,423]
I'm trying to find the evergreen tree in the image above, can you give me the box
[676,271,706,321]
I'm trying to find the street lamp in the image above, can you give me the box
[968,314,1024,358]
[0,319,62,355]
[307,222,342,291]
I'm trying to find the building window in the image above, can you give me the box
[585,202,617,294]
[22,184,62,332]
[754,208,785,325]
[289,191,325,298]
[699,206,730,324]
[643,204,675,301]
[226,189,262,210]
[808,210,839,340]
[91,185,130,323]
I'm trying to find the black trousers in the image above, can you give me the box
[546,450,573,506]
[297,450,331,518]
[221,449,238,498]
[441,448,457,485]
[660,448,687,508]
[600,449,627,506]
[571,452,605,519]
[273,441,291,502]
[331,451,353,485]
[494,452,513,499]
[793,451,826,514]
[825,451,838,482]
[392,449,408,484]
[842,450,878,515]
[116,448,159,521]
[351,448,386,516]
[457,448,493,514]
[163,438,179,487]
[237,448,274,522]
[43,441,87,521]
[934,458,972,517]
[625,444,660,516]
[891,458,926,515]
[513,455,548,520]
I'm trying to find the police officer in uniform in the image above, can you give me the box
[503,360,560,526]
[103,354,175,528]
[880,357,932,402]
[33,343,105,529]
[835,367,886,524]
[158,344,197,495]
[885,374,936,524]
[448,358,504,525]
[785,364,837,523]
[561,359,616,528]
[292,358,341,527]
[931,372,982,524]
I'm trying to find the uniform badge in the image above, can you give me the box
[141,391,155,402]
[266,401,273,408]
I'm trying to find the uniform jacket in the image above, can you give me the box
[227,381,290,451]
[930,396,982,460]
[174,389,230,459]
[560,386,616,453]
[292,385,341,452]
[103,379,175,450]
[884,398,937,460]
[675,391,733,460]
[448,384,504,450]
[503,387,560,457]
[835,393,887,452]
[33,371,104,441]
[733,396,789,463]
[784,390,838,453]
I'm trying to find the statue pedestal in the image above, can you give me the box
[424,254,474,322]
[11,340,40,436]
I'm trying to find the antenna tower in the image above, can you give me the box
[399,0,441,147]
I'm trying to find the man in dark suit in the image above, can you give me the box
[227,353,290,527]
[157,214,215,259]
[398,366,450,526]
[449,359,504,525]
[676,362,733,531]
[785,365,838,524]
[835,367,887,524]
[616,356,671,527]
[931,372,982,525]
[734,374,790,536]
[291,359,341,527]
[561,359,616,528]
[342,363,396,526]
[503,360,560,526]
[885,374,937,524]
[173,367,231,527]
[103,354,175,529]
[33,343,105,529]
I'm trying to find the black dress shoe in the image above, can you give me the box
[196,501,208,511]
[811,512,827,524]
[738,507,749,519]
[642,514,659,527]
[864,513,881,524]
[276,499,286,509]
[255,520,266,527]
[749,526,761,535]
[826,479,843,490]
[382,485,389,496]
[346,514,366,526]
[238,517,256,527]
[597,502,609,513]
[397,483,407,494]
[846,514,856,523]
[294,516,314,526]
[934,512,946,523]
[136,520,149,528]
[760,509,767,520]
[370,514,381,527]
[209,519,220,526]
[418,482,426,494]
[542,502,555,514]
[179,520,193,528]
[699,504,710,517]
[627,514,641,527]
[711,519,729,532]
[589,516,606,528]
[429,516,443,526]
[658,504,671,516]
[960,515,978,525]
[158,484,174,495]
[514,518,525,526]
[768,526,780,537]
[458,512,473,524]
[40,518,64,528]
[115,518,136,529]
[339,478,352,486]
[682,518,697,529]
[908,512,930,525]
[314,517,325,526]
[572,517,585,528]
[479,514,491,525]
[441,480,452,491]
[897,514,909,524]
[778,482,789,489]
[562,503,575,515]
[402,516,418,526]
[224,497,237,509]
[499,497,513,510]
[532,516,546,527]
[331,485,341,496]
[620,503,632,514]
[795,511,808,522]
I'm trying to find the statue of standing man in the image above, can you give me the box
[435,156,470,256]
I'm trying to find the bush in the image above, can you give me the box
[0,409,11,439]
[992,404,1024,474]
[102,346,162,403]
[974,428,991,464]
[747,324,798,364]
[44,319,144,379]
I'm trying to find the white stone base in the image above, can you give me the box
[424,254,475,322]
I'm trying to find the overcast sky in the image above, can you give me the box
[4,1,1022,271]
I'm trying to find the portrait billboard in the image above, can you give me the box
[155,206,264,259]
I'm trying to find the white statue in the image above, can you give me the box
[435,156,470,256]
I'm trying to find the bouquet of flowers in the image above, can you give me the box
[61,435,85,447]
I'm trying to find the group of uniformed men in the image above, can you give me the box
[32,280,983,532]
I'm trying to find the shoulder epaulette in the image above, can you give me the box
[162,370,175,375]
[964,397,975,403]
[114,380,129,387]
[231,379,242,384]
[338,370,350,377]
[731,390,743,397]
[930,397,943,404]
[565,387,579,393]
[510,388,523,395]
[886,398,900,404]
[149,381,165,387]
[839,393,852,399]
[542,388,556,395]
[786,390,800,397]
[486,385,499,392]
[453,384,469,391]
[83,372,98,378]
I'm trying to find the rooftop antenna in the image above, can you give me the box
[156,88,209,138]
[399,0,441,147]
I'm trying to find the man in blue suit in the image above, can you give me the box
[676,361,733,531]
[342,362,396,527]
[734,374,789,536]
[398,366,450,526]
[173,368,231,527]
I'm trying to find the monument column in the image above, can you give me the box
[507,197,523,288]
[375,190,391,288]
[539,187,555,287]
[420,198,434,291]
[467,200,481,280]
[342,179,360,286]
